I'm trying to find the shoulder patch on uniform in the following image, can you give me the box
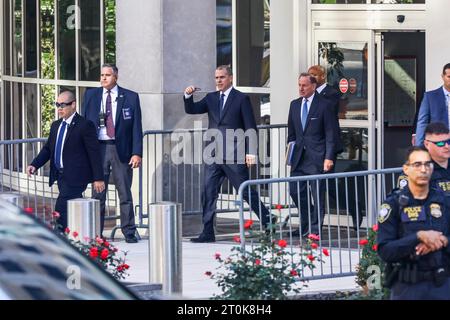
[397,175,408,189]
[378,203,392,224]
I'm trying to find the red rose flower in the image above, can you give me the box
[122,264,129,270]
[233,236,241,243]
[64,227,70,234]
[244,220,254,229]
[100,249,109,260]
[89,247,98,258]
[322,248,330,256]
[52,211,60,219]
[310,242,318,249]
[372,224,379,232]
[96,237,104,245]
[24,207,34,214]
[275,204,283,210]
[372,244,378,251]
[72,231,78,238]
[307,255,315,262]
[290,270,298,276]
[308,234,320,241]
[104,241,110,247]
[117,265,124,272]
[205,271,212,277]
[359,239,369,246]
[214,252,221,260]
[278,239,287,248]
[255,259,261,265]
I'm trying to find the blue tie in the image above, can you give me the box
[219,93,225,117]
[54,121,67,169]
[301,98,308,131]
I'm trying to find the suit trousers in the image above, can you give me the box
[93,143,136,238]
[201,163,270,236]
[55,174,87,231]
[289,167,326,236]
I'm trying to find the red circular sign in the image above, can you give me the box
[349,78,357,94]
[339,78,349,94]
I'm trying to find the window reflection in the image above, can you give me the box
[319,42,368,120]
[336,128,368,172]
[79,0,101,81]
[13,0,22,77]
[216,0,232,67]
[24,0,37,78]
[40,0,55,79]
[58,0,76,80]
[25,84,38,166]
[236,0,270,88]
[3,0,11,75]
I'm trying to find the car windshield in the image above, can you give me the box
[0,200,137,300]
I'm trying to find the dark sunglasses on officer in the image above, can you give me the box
[425,139,450,147]
[54,100,75,109]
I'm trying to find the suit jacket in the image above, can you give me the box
[82,86,143,163]
[31,113,104,187]
[287,94,336,173]
[184,87,257,163]
[415,86,448,146]
[317,85,343,155]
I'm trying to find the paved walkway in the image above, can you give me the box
[112,239,360,299]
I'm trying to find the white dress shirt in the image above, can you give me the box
[56,112,76,169]
[98,85,118,141]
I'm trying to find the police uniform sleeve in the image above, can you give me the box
[377,197,421,263]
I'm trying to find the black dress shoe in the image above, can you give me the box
[190,234,216,243]
[125,235,138,243]
[291,230,308,237]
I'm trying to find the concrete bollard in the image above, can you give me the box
[67,198,100,242]
[0,192,24,208]
[148,202,182,295]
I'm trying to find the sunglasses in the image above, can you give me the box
[54,101,75,108]
[425,139,450,147]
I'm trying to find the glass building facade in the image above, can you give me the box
[1,0,116,145]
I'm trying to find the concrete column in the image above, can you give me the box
[115,0,216,234]
[425,0,450,90]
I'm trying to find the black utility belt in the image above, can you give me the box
[99,140,115,145]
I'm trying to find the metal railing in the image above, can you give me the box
[0,138,121,224]
[237,168,403,281]
[136,124,290,227]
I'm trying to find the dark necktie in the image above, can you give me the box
[301,98,309,131]
[219,93,225,117]
[54,121,67,169]
[106,90,115,138]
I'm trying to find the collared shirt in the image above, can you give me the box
[98,85,118,141]
[219,86,233,108]
[56,112,76,169]
[316,83,327,94]
[300,92,315,124]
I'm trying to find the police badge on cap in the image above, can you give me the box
[378,203,392,224]
[430,203,442,218]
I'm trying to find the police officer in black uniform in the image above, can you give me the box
[378,146,450,300]
[397,122,450,194]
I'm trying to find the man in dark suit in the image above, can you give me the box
[415,63,450,146]
[287,73,336,237]
[308,65,343,164]
[26,91,105,230]
[183,65,272,243]
[82,63,143,243]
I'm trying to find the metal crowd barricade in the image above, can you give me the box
[0,138,121,225]
[137,124,290,228]
[237,168,403,281]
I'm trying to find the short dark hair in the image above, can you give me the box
[102,63,119,75]
[299,72,317,85]
[443,63,450,75]
[425,122,449,136]
[216,65,233,76]
[405,146,429,164]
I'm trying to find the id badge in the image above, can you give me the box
[122,108,132,120]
